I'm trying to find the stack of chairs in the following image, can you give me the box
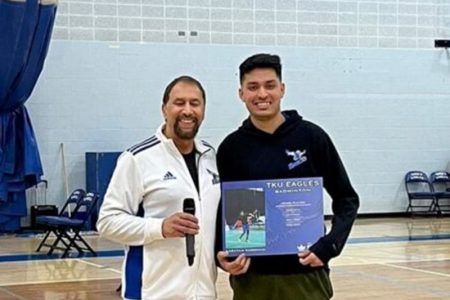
[430,171,450,215]
[35,191,99,257]
[404,171,436,216]
[36,189,85,252]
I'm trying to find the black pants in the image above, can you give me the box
[230,269,333,300]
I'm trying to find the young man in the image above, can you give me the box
[97,76,221,299]
[215,54,359,299]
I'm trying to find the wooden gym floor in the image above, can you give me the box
[0,217,449,299]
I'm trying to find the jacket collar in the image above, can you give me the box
[156,124,211,155]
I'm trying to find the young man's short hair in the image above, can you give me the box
[239,54,282,83]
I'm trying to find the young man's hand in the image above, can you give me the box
[217,251,251,275]
[298,250,324,267]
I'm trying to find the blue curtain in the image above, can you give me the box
[0,0,57,232]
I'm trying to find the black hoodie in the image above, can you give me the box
[215,110,359,274]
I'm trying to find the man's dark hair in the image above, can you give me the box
[239,53,282,83]
[162,75,206,105]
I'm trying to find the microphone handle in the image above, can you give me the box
[186,235,195,266]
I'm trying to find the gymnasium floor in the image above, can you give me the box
[0,217,449,299]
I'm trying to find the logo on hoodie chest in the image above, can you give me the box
[285,149,307,170]
[207,169,220,185]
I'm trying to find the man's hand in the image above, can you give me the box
[298,250,324,267]
[162,212,199,238]
[217,251,250,275]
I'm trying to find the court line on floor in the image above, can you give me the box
[0,276,121,287]
[75,258,121,274]
[383,262,450,278]
[332,257,450,267]
[347,233,450,244]
[0,250,124,262]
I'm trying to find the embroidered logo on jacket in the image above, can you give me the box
[285,149,307,170]
[206,169,220,184]
[163,171,177,180]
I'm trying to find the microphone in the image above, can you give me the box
[183,198,195,266]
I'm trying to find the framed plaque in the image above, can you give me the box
[221,177,324,256]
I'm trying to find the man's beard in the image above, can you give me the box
[174,116,199,140]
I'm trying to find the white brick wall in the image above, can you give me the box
[52,0,450,48]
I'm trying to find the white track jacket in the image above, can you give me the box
[97,125,221,300]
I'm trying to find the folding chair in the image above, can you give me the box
[39,192,99,257]
[35,189,85,252]
[404,171,436,215]
[430,171,450,215]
